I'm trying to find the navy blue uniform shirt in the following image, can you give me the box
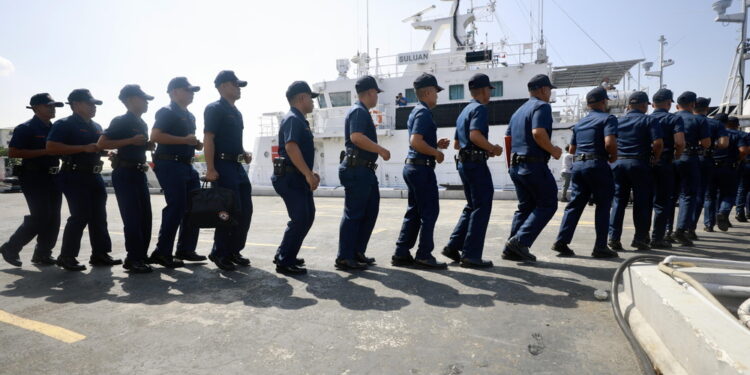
[47,113,103,165]
[104,112,149,163]
[455,99,489,150]
[699,115,728,152]
[406,101,437,160]
[204,97,245,156]
[344,101,378,162]
[506,97,552,158]
[9,116,59,168]
[714,128,746,161]
[153,102,197,158]
[570,110,618,158]
[649,109,685,157]
[675,110,710,150]
[616,109,662,157]
[278,107,315,170]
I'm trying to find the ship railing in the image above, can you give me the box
[257,112,284,137]
[552,93,585,124]
[310,104,395,136]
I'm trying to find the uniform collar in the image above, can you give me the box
[170,101,189,114]
[71,113,92,124]
[219,97,236,109]
[418,100,430,110]
[30,115,50,128]
[470,98,481,105]
[653,108,668,113]
[627,109,645,115]
[290,107,307,121]
[355,101,368,111]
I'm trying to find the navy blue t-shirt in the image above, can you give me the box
[278,107,315,170]
[675,110,710,150]
[455,99,489,150]
[406,101,437,160]
[616,109,662,157]
[47,113,103,164]
[153,102,197,159]
[344,101,378,161]
[9,116,59,168]
[570,110,618,159]
[506,97,552,158]
[104,112,149,163]
[649,109,684,157]
[204,97,244,156]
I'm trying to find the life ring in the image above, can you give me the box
[370,109,383,126]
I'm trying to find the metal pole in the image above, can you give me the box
[739,2,747,115]
[658,35,665,89]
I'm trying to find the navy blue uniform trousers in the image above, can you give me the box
[2,171,62,257]
[609,159,653,242]
[58,171,111,258]
[556,160,613,248]
[447,160,493,260]
[395,164,439,259]
[153,160,200,256]
[272,172,315,266]
[337,164,379,261]
[509,162,558,248]
[651,158,675,241]
[112,167,151,262]
[674,156,701,231]
[211,160,253,258]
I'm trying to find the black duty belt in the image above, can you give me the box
[703,149,715,158]
[60,161,103,174]
[659,153,674,162]
[686,147,704,156]
[574,153,601,162]
[618,155,649,161]
[16,163,59,175]
[405,158,436,168]
[272,157,302,176]
[714,159,738,168]
[112,158,149,172]
[153,153,195,165]
[457,148,489,163]
[511,153,548,166]
[217,153,245,163]
[345,156,377,171]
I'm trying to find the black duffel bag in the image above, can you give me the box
[187,182,238,228]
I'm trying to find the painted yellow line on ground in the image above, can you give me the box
[0,310,85,344]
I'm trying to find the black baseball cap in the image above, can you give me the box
[285,81,319,101]
[628,91,650,105]
[167,77,200,93]
[714,113,729,123]
[66,89,103,105]
[468,73,495,90]
[652,88,673,103]
[355,75,383,94]
[26,93,63,109]
[695,97,711,109]
[118,84,154,101]
[413,73,444,92]
[586,86,610,104]
[728,116,740,124]
[677,91,697,105]
[214,70,247,88]
[527,74,556,90]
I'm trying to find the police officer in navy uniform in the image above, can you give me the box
[272,81,320,275]
[503,74,562,262]
[0,94,64,267]
[47,89,120,271]
[96,85,155,274]
[733,116,750,222]
[693,97,729,235]
[149,77,206,268]
[392,73,451,269]
[551,87,619,259]
[672,91,711,246]
[336,75,390,271]
[203,70,253,272]
[706,113,748,231]
[442,73,503,268]
[648,88,685,249]
[608,92,663,251]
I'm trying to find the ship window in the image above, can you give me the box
[491,81,504,97]
[329,91,352,107]
[449,84,464,100]
[405,88,416,103]
[317,94,328,109]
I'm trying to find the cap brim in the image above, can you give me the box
[143,95,155,101]
[436,85,444,92]
[376,88,384,93]
[237,80,248,88]
[189,86,201,92]
[91,99,103,105]
[310,92,320,98]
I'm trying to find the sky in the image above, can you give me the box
[0,0,744,147]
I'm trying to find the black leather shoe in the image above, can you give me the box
[630,239,651,251]
[0,245,22,267]
[213,256,237,271]
[356,252,376,265]
[607,240,624,251]
[501,251,524,261]
[123,260,153,274]
[174,252,207,262]
[736,211,748,222]
[650,239,672,249]
[56,256,86,271]
[335,258,367,270]
[460,258,493,268]
[273,257,305,266]
[687,230,698,241]
[441,246,461,262]
[665,231,677,243]
[672,230,694,246]
[717,213,730,232]
[414,257,448,269]
[391,254,415,267]
[703,226,715,233]
[276,264,307,275]
[89,254,123,266]
[504,238,537,262]
[591,246,619,259]
[148,254,185,268]
[229,253,251,266]
[31,254,56,266]
[551,241,575,257]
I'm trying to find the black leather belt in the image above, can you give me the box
[345,156,377,171]
[714,159,738,168]
[112,158,149,172]
[686,147,704,156]
[153,153,195,165]
[16,163,59,175]
[659,153,674,162]
[217,153,245,163]
[511,153,548,166]
[574,153,600,162]
[618,155,649,160]
[457,148,489,163]
[61,161,103,174]
[405,158,436,168]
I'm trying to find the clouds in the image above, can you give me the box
[0,56,14,77]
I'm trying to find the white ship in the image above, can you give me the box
[248,0,642,190]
